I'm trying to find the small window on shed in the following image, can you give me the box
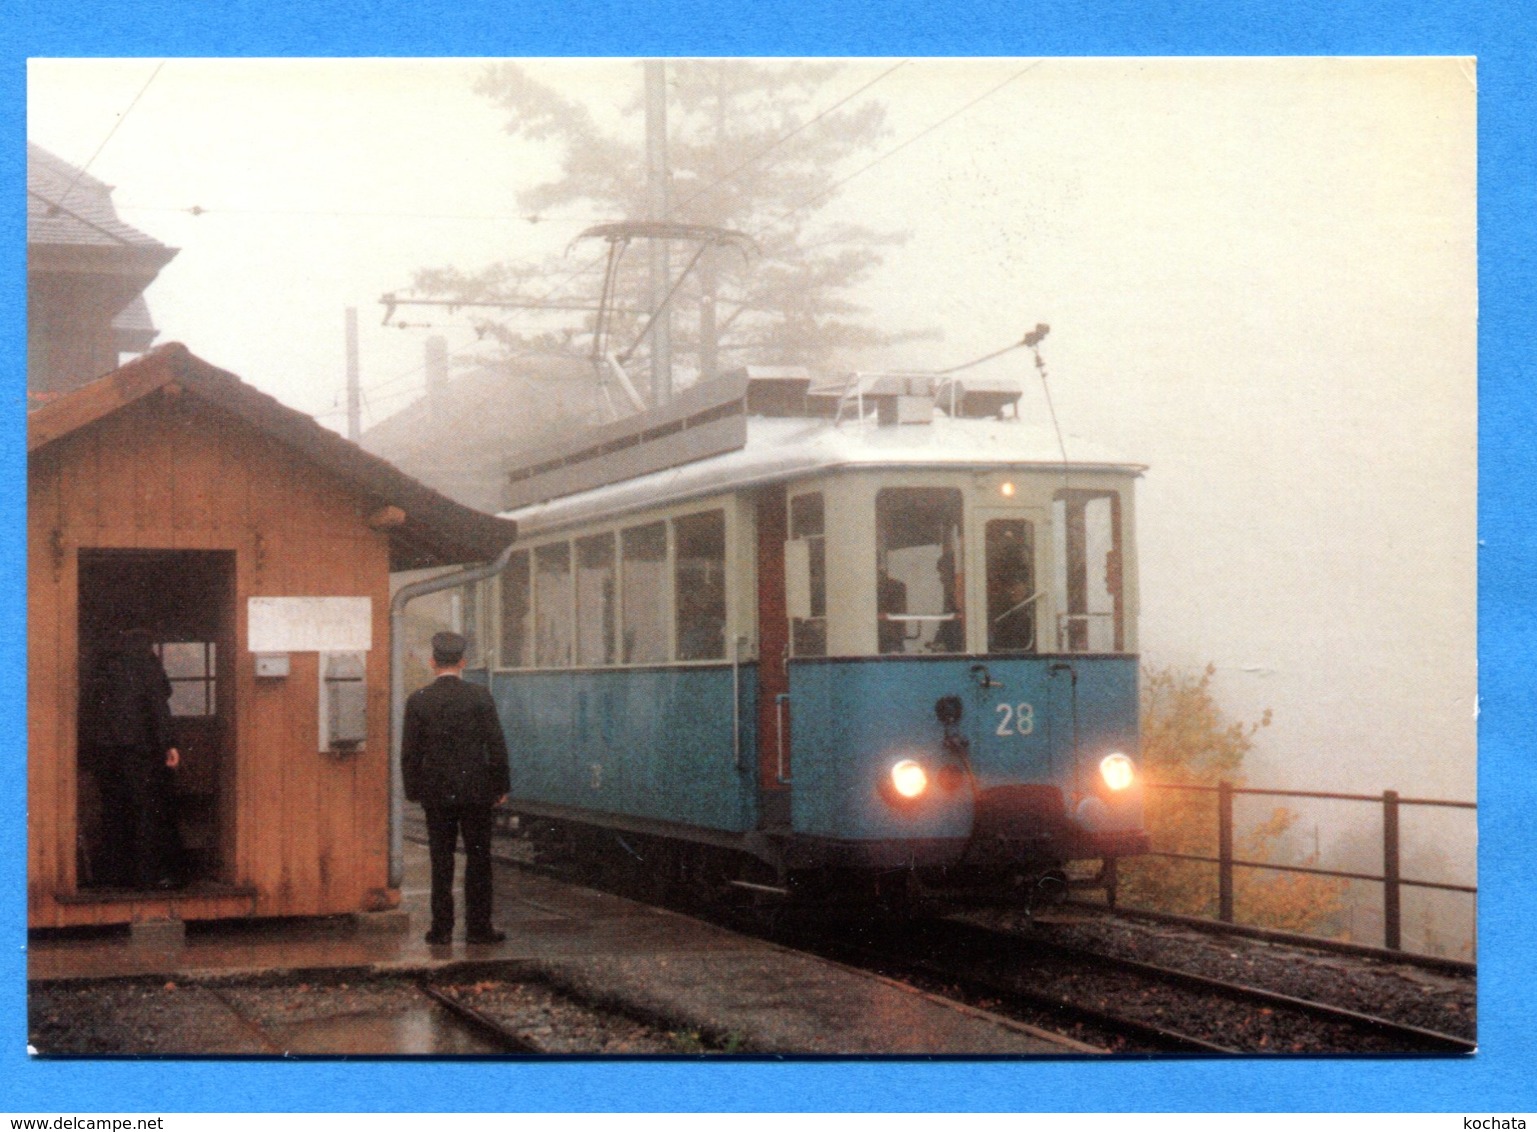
[674,510,727,661]
[534,542,573,667]
[575,533,618,667]
[157,641,216,717]
[621,522,670,664]
[498,550,532,669]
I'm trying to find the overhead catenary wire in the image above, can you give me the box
[52,60,165,213]
[1030,337,1074,488]
[766,60,1044,231]
[533,60,1043,321]
[667,59,911,221]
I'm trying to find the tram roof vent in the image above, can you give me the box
[933,374,1024,420]
[727,366,813,418]
[814,372,938,426]
[503,367,784,510]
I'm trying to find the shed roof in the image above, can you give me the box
[28,344,517,570]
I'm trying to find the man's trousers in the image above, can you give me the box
[422,804,496,934]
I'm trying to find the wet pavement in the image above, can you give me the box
[28,836,1092,1055]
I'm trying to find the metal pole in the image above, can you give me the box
[698,64,726,382]
[1218,779,1234,923]
[645,59,672,405]
[699,246,718,382]
[345,307,361,441]
[1383,789,1402,951]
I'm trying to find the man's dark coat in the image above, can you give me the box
[401,675,511,808]
[84,646,175,755]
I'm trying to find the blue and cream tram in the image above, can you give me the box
[463,366,1149,906]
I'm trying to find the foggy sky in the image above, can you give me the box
[26,57,1477,801]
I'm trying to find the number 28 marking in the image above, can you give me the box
[995,702,1035,736]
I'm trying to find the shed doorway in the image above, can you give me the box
[77,550,235,890]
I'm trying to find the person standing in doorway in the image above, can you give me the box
[85,628,181,890]
[402,631,511,945]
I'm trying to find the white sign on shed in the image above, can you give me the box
[248,597,373,652]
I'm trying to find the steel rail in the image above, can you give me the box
[1066,901,1478,977]
[1013,933,1476,1054]
[479,819,1475,1054]
[934,916,1475,1054]
[470,824,1220,1053]
[418,982,544,1054]
[755,918,1237,1054]
[880,949,1239,1055]
[785,911,1475,1055]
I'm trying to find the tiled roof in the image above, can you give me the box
[27,142,172,253]
[29,344,519,570]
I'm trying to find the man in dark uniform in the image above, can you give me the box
[402,631,511,945]
[85,628,181,889]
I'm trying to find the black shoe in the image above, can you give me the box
[465,928,505,945]
[424,928,452,945]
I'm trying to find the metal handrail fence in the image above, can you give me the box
[1138,782,1476,954]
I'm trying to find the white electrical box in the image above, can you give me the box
[255,653,290,679]
[320,650,367,752]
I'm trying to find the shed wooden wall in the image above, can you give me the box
[28,389,397,927]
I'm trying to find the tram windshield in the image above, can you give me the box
[875,488,965,654]
[985,518,1037,653]
[1053,489,1124,652]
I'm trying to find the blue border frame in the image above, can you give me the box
[7,1,1530,1113]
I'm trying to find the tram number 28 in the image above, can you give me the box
[995,703,1035,736]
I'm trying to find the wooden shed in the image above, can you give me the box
[28,344,516,929]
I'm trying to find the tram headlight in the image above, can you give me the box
[890,759,929,800]
[1099,752,1136,792]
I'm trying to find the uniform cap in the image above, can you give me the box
[432,631,467,666]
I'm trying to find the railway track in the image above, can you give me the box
[416,981,544,1053]
[779,914,1474,1055]
[1061,900,1478,978]
[483,822,1476,1055]
[202,973,546,1054]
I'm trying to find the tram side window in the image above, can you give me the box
[1053,490,1123,652]
[875,488,965,654]
[986,519,1037,654]
[673,510,727,661]
[621,522,669,664]
[498,550,532,669]
[788,492,827,657]
[575,533,617,667]
[534,542,574,667]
